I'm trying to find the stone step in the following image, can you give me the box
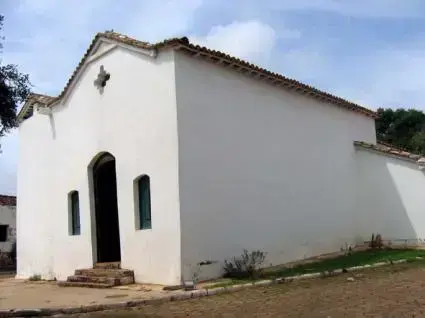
[67,275,134,285]
[94,262,121,269]
[74,268,134,277]
[61,264,135,289]
[58,281,114,288]
[67,275,112,284]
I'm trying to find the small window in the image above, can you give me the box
[0,225,8,242]
[69,191,81,235]
[136,175,152,230]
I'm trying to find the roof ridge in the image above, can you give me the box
[19,30,377,121]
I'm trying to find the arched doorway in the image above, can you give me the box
[92,152,121,263]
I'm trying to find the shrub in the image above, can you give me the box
[223,249,267,279]
[191,264,201,285]
[369,233,383,249]
[340,242,353,256]
[375,234,383,249]
[28,274,41,281]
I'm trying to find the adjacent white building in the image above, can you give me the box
[0,195,16,254]
[16,31,425,285]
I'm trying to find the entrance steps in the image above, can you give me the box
[58,262,134,288]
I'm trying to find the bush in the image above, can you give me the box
[369,233,383,249]
[223,249,267,279]
[28,274,41,281]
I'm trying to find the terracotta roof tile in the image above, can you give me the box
[18,31,377,120]
[18,93,57,120]
[0,195,16,207]
[354,141,425,164]
[27,93,58,105]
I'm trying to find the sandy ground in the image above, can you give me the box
[0,276,168,310]
[72,262,425,317]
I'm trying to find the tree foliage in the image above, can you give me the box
[0,15,32,144]
[376,107,425,155]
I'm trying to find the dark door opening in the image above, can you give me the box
[93,153,121,263]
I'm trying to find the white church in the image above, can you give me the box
[16,31,425,286]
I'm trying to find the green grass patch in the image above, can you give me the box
[263,248,425,279]
[204,248,425,288]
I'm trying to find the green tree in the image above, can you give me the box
[411,131,425,155]
[376,107,425,155]
[0,15,32,150]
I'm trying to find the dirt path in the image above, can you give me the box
[74,262,425,317]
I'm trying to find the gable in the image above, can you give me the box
[17,36,159,122]
[90,41,116,57]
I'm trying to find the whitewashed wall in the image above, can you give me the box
[0,204,16,253]
[174,52,377,281]
[19,42,421,286]
[355,148,425,244]
[17,45,181,285]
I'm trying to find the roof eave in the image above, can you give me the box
[173,43,378,119]
[354,141,425,164]
[18,32,378,122]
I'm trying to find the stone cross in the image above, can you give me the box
[94,65,110,93]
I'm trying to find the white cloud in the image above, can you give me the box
[269,44,425,112]
[190,20,298,66]
[269,0,425,18]
[124,0,204,42]
[191,21,277,65]
[3,0,205,94]
[273,48,327,83]
[334,48,425,110]
[2,1,425,194]
[0,0,205,194]
[17,0,58,14]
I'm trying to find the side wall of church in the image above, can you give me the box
[17,46,182,285]
[174,51,377,281]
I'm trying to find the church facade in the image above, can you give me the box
[16,32,425,285]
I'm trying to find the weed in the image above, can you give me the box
[223,249,267,279]
[28,274,41,281]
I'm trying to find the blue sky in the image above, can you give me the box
[1,0,425,194]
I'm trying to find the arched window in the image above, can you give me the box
[135,175,151,230]
[69,191,81,235]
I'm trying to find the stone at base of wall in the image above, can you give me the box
[0,258,411,317]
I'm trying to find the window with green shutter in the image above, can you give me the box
[137,175,151,230]
[69,191,81,235]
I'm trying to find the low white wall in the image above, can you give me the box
[0,204,16,253]
[355,148,425,244]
